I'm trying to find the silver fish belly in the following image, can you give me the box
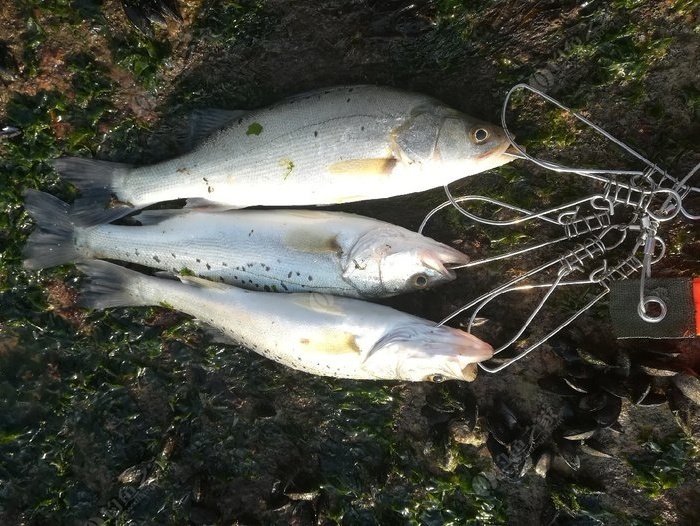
[53,85,516,212]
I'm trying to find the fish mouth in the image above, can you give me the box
[454,330,494,363]
[421,246,470,279]
[503,143,526,158]
[427,328,494,380]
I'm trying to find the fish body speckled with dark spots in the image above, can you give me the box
[23,190,469,298]
[77,261,493,381]
[52,85,516,214]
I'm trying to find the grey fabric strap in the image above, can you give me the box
[609,278,695,339]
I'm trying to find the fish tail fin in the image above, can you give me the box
[51,157,133,213]
[22,190,83,270]
[77,261,155,310]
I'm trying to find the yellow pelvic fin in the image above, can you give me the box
[298,330,361,355]
[327,158,397,176]
[283,230,341,255]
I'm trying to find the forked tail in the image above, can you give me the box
[22,190,127,270]
[51,157,133,217]
[22,190,82,270]
[77,260,155,310]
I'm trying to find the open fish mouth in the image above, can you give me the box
[421,246,470,278]
[503,143,526,159]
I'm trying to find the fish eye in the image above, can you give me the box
[472,127,490,144]
[428,374,446,383]
[411,273,429,289]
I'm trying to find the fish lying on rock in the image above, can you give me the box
[23,190,469,298]
[77,260,493,381]
[53,85,517,216]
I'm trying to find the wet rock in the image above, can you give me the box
[593,396,622,428]
[189,504,219,525]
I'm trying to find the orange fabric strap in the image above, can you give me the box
[694,277,700,336]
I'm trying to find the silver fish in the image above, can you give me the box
[78,260,493,381]
[53,85,517,214]
[22,190,469,298]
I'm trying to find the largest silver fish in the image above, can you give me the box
[54,85,517,212]
[78,260,493,381]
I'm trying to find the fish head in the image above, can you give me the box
[392,107,517,181]
[362,323,493,382]
[342,227,470,296]
[433,114,517,177]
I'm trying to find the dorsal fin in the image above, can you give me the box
[180,109,248,151]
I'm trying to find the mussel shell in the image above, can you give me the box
[533,449,553,478]
[0,125,21,139]
[638,391,667,406]
[158,0,183,22]
[594,396,622,428]
[630,376,652,405]
[578,392,609,413]
[615,351,632,376]
[487,401,521,445]
[640,365,679,377]
[122,4,155,37]
[424,390,463,414]
[421,404,456,426]
[561,428,597,441]
[486,434,511,473]
[564,376,592,394]
[667,387,696,435]
[580,439,614,459]
[672,373,700,406]
[555,437,581,470]
[598,376,628,399]
[487,431,532,478]
[538,375,584,397]
[577,348,615,368]
[608,421,623,433]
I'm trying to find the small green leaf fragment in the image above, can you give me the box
[246,122,263,135]
[179,267,194,277]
